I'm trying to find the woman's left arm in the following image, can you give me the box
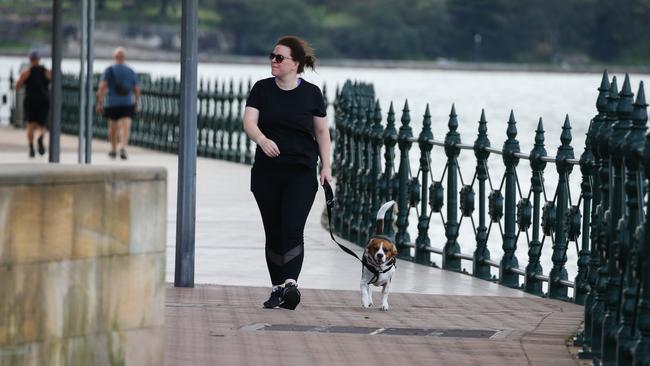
[313,115,332,185]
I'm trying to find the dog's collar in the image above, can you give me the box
[362,255,396,285]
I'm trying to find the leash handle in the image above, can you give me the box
[323,180,335,207]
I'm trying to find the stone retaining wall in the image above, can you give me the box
[0,164,166,366]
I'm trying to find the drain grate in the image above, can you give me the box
[260,324,497,338]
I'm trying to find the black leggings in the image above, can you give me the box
[251,162,318,286]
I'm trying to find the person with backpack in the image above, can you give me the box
[96,46,140,160]
[15,50,51,158]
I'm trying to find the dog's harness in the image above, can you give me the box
[323,181,396,285]
[362,255,396,285]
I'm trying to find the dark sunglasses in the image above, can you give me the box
[269,53,293,63]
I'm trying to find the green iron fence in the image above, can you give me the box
[61,73,257,163]
[332,72,649,365]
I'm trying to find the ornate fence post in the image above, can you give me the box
[156,78,167,148]
[244,79,254,164]
[473,110,491,279]
[171,79,181,152]
[332,83,347,178]
[616,74,641,365]
[343,96,359,239]
[525,118,547,295]
[163,79,173,151]
[577,120,598,354]
[472,110,492,280]
[9,68,15,125]
[360,101,374,242]
[416,105,433,265]
[235,80,244,163]
[601,76,621,366]
[334,86,352,233]
[352,96,367,243]
[500,111,521,288]
[443,105,461,271]
[633,81,649,366]
[216,80,226,159]
[396,101,413,254]
[381,102,398,238]
[197,78,207,157]
[549,116,574,300]
[226,79,235,161]
[574,125,593,306]
[370,100,384,233]
[208,80,219,162]
[588,71,611,361]
[157,79,168,151]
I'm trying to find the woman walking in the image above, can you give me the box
[243,36,332,310]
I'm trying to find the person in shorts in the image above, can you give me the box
[96,46,140,159]
[15,50,51,158]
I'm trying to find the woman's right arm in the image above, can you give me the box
[243,106,280,157]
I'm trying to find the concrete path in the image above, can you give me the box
[0,126,583,365]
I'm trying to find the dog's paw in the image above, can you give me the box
[380,302,390,311]
[362,301,374,308]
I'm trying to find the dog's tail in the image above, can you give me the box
[375,200,396,234]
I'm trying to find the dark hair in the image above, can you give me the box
[276,35,316,74]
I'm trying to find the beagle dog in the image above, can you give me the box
[361,201,397,311]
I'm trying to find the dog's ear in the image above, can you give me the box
[367,238,380,254]
[388,243,398,258]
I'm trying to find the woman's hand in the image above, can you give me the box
[259,137,280,158]
[320,166,332,186]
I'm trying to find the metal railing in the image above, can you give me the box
[330,71,649,365]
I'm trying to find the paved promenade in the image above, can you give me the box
[0,126,583,365]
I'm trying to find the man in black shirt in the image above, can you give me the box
[15,50,51,158]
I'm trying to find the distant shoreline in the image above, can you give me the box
[1,48,648,75]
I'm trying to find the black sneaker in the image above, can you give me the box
[279,283,301,310]
[28,144,35,158]
[263,287,284,309]
[119,148,128,160]
[37,136,45,155]
[108,150,117,159]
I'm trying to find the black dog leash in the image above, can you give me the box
[322,181,395,284]
[322,181,363,260]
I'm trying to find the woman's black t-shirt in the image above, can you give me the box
[246,77,326,169]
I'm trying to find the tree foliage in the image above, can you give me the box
[5,0,650,64]
[208,0,649,64]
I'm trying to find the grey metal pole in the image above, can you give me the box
[78,0,87,164]
[49,0,62,163]
[174,0,198,287]
[84,0,95,164]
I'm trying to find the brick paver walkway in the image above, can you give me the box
[0,125,583,365]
